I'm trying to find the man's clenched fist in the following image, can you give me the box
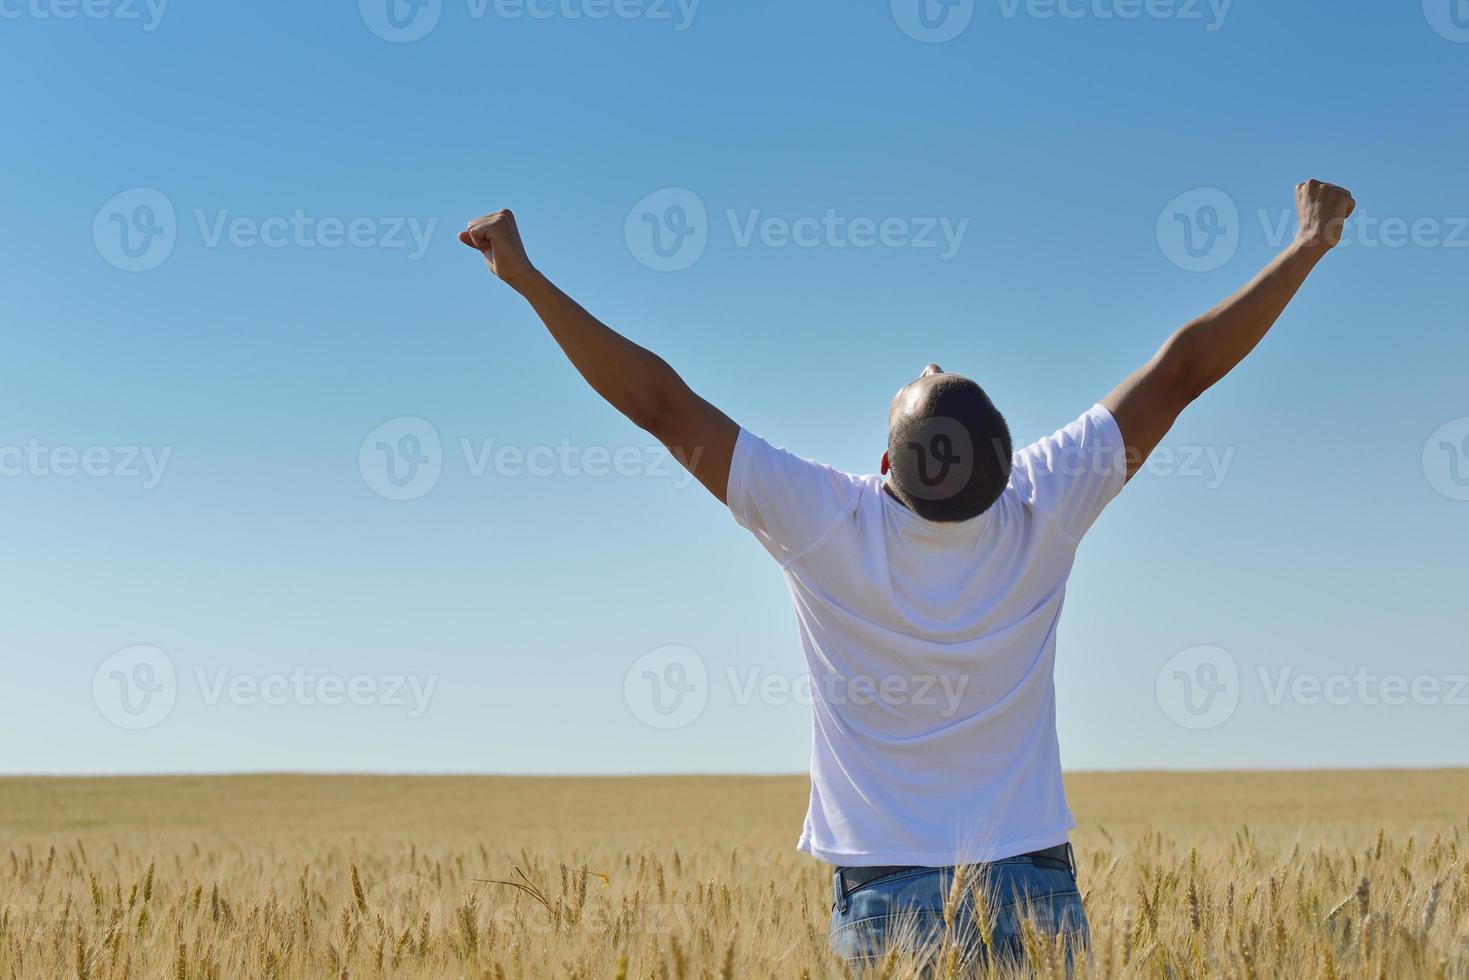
[459,210,537,287]
[1295,179,1356,251]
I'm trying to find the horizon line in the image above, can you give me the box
[3,765,1466,780]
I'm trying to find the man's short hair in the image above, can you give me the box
[886,376,1013,523]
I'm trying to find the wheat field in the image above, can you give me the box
[1,771,1466,979]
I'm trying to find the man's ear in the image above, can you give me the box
[880,451,890,476]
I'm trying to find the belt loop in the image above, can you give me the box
[1065,842,1078,881]
[832,870,849,913]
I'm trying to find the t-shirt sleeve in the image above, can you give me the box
[1009,403,1128,543]
[727,429,860,566]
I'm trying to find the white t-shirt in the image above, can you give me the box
[728,404,1127,867]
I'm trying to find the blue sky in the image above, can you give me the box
[2,0,1466,775]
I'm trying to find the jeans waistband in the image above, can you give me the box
[835,843,1076,896]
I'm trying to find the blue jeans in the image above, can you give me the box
[828,851,1089,973]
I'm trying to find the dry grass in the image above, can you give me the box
[1,771,1467,978]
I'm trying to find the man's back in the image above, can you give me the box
[728,405,1126,865]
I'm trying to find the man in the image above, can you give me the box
[459,180,1356,968]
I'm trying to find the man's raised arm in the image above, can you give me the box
[1103,180,1356,479]
[460,210,739,503]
